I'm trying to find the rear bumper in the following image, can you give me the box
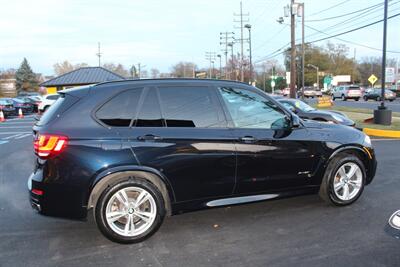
[28,170,87,219]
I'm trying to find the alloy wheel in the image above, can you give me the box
[333,162,363,201]
[105,187,157,237]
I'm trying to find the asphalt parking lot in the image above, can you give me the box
[1,116,400,267]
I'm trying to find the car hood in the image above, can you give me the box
[307,110,354,125]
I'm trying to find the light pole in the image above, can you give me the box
[227,42,234,80]
[217,54,222,79]
[244,24,253,84]
[211,60,215,79]
[307,64,319,88]
[374,0,392,125]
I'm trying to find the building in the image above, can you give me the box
[0,78,17,97]
[40,67,125,94]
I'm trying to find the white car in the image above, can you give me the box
[331,85,362,101]
[38,94,60,112]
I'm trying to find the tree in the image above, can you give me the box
[53,61,89,75]
[102,63,129,78]
[15,58,38,92]
[170,62,197,78]
[150,68,160,78]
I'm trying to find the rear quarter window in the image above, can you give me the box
[36,94,78,126]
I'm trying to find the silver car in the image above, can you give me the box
[332,85,361,101]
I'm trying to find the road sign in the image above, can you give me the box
[368,74,378,85]
[386,68,395,83]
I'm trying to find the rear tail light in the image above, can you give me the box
[34,134,68,159]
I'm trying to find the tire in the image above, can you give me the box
[389,99,394,102]
[319,153,366,206]
[376,97,381,101]
[355,98,359,101]
[94,178,166,244]
[363,96,368,101]
[332,95,335,101]
[341,95,346,101]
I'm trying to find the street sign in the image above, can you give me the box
[368,74,378,86]
[386,67,395,83]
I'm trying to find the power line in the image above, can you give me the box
[304,1,399,41]
[308,0,351,17]
[253,24,288,52]
[305,24,400,54]
[305,2,383,22]
[254,11,400,62]
[307,12,400,44]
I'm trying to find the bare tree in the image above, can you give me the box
[170,62,197,78]
[102,63,129,77]
[150,68,160,78]
[53,61,89,75]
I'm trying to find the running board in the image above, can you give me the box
[206,194,279,207]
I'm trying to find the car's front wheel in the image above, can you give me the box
[319,153,366,206]
[94,178,166,244]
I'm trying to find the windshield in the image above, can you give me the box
[292,100,315,112]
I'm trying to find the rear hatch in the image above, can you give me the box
[347,86,361,96]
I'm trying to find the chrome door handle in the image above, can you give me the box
[137,134,162,141]
[239,136,256,143]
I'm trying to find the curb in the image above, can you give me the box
[363,128,400,138]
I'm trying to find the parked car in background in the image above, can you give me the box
[278,98,355,126]
[0,98,16,118]
[38,94,60,112]
[29,79,376,243]
[17,96,41,112]
[331,85,361,101]
[363,88,396,102]
[299,87,317,98]
[7,98,34,114]
[385,210,400,239]
[18,91,41,97]
[315,89,323,97]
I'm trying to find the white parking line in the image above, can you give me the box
[0,126,33,128]
[0,140,8,145]
[15,133,32,139]
[0,132,31,135]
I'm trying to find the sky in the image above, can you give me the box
[0,0,399,76]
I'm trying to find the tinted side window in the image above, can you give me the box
[158,86,225,128]
[47,95,60,100]
[219,87,289,129]
[96,88,143,127]
[136,88,164,127]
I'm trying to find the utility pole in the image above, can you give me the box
[96,42,102,67]
[234,1,249,82]
[205,52,216,79]
[290,0,296,98]
[299,3,305,100]
[220,32,235,79]
[217,54,222,79]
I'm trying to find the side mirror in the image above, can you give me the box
[291,114,301,128]
[385,210,400,239]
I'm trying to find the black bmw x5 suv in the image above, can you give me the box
[29,79,377,243]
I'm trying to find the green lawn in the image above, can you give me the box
[315,105,400,130]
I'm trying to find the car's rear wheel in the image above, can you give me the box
[355,98,360,101]
[363,96,368,101]
[94,178,165,244]
[319,153,366,206]
[332,95,335,101]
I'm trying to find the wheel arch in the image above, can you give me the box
[87,166,175,216]
[328,145,374,184]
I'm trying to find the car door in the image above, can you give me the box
[123,85,236,202]
[217,86,320,195]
